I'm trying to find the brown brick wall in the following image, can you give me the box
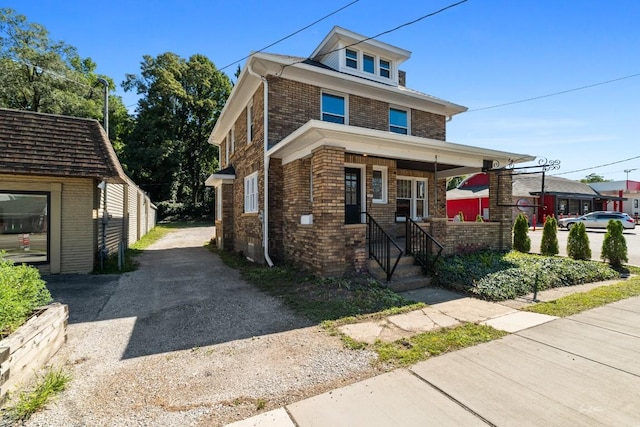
[412,110,446,140]
[217,183,234,251]
[349,95,388,131]
[429,219,509,255]
[268,77,320,145]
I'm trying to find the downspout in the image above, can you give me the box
[247,63,274,267]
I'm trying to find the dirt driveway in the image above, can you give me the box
[26,227,378,427]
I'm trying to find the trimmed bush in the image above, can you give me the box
[475,215,484,222]
[512,213,531,253]
[0,254,52,336]
[601,220,628,268]
[433,250,619,301]
[567,222,591,260]
[540,216,559,256]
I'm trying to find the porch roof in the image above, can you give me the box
[266,120,534,177]
[205,164,235,187]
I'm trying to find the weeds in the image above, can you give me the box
[2,368,70,424]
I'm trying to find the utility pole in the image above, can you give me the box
[97,78,109,137]
[624,169,637,190]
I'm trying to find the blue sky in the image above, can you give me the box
[5,0,640,181]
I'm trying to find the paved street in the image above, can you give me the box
[529,227,639,266]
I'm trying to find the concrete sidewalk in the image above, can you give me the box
[229,294,640,427]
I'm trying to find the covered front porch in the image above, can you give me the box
[267,120,534,278]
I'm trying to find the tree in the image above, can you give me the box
[580,173,610,184]
[446,176,466,191]
[601,220,628,268]
[122,52,232,204]
[512,213,531,252]
[540,216,559,256]
[567,222,591,260]
[0,9,131,145]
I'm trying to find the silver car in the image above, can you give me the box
[558,211,636,230]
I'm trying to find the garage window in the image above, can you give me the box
[0,191,49,264]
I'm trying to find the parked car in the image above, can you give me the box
[558,211,636,230]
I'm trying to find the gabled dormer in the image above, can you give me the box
[310,26,410,86]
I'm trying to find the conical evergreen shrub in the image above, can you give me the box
[567,222,591,260]
[512,213,530,252]
[540,216,559,256]
[601,219,628,268]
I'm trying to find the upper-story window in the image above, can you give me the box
[389,108,408,135]
[321,92,347,124]
[247,101,254,144]
[379,59,391,78]
[345,49,358,69]
[363,54,375,74]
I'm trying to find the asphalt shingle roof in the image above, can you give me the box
[0,108,127,182]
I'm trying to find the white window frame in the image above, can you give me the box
[363,53,375,74]
[247,101,254,144]
[396,176,428,221]
[216,186,222,221]
[345,48,358,69]
[372,166,388,204]
[321,90,349,125]
[379,58,391,79]
[225,135,229,165]
[230,125,235,153]
[389,106,410,135]
[244,172,258,213]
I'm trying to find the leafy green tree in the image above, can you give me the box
[540,216,559,256]
[580,173,610,184]
[567,222,591,260]
[0,8,131,145]
[601,220,628,268]
[122,52,232,204]
[446,176,466,191]
[512,213,531,252]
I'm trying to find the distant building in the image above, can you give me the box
[589,180,640,219]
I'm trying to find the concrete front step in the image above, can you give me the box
[367,256,431,291]
[387,275,433,292]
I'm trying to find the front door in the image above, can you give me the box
[345,168,361,224]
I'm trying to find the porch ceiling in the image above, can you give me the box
[267,120,535,175]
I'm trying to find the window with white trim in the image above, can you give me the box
[379,59,391,78]
[363,53,375,74]
[225,136,229,165]
[396,177,428,221]
[345,49,358,69]
[389,107,409,135]
[247,101,254,144]
[372,166,387,204]
[321,92,347,124]
[230,125,235,153]
[244,172,258,213]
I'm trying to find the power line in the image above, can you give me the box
[277,0,469,73]
[552,155,640,176]
[467,72,640,112]
[218,0,360,72]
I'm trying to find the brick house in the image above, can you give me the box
[0,108,156,274]
[206,26,534,278]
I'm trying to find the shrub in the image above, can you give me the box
[601,219,628,268]
[540,216,559,256]
[475,215,484,222]
[567,222,591,260]
[0,254,52,336]
[512,213,531,253]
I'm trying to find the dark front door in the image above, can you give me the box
[345,168,361,224]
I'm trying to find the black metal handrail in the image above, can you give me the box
[364,212,403,282]
[405,217,443,275]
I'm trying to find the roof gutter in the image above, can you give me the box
[247,62,274,268]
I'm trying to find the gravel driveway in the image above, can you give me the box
[26,227,378,426]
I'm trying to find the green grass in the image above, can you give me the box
[2,368,70,423]
[525,276,640,317]
[94,221,212,274]
[210,245,419,323]
[373,323,507,367]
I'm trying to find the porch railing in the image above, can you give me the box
[364,212,403,282]
[405,217,443,276]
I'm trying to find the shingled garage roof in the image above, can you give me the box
[0,108,127,183]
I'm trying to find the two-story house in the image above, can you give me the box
[206,26,534,278]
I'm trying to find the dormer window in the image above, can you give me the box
[345,49,358,69]
[380,59,391,78]
[363,54,375,74]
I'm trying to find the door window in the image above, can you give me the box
[345,168,362,224]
